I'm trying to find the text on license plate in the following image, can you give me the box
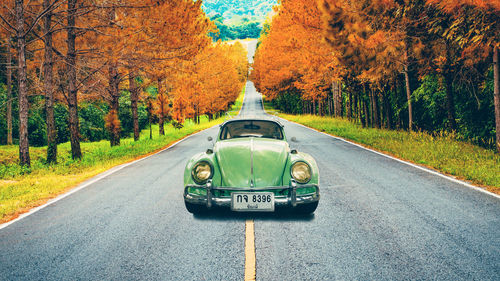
[231,192,275,212]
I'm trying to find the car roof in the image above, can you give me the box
[220,116,284,128]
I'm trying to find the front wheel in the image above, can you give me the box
[294,201,318,214]
[185,202,208,214]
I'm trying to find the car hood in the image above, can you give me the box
[215,138,289,187]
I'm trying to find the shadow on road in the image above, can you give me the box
[192,209,315,222]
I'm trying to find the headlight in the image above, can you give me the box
[291,161,311,184]
[191,161,213,184]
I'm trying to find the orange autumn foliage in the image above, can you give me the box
[251,0,341,104]
[170,42,248,123]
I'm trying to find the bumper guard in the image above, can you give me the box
[184,180,320,209]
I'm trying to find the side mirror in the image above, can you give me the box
[207,136,213,142]
[291,137,297,142]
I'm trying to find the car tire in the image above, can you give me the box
[185,202,208,214]
[294,201,318,214]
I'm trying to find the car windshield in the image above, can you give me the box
[220,120,284,140]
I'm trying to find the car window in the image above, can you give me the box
[220,120,284,140]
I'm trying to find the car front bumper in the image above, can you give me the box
[184,180,320,209]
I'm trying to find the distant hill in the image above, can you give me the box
[202,0,277,41]
[202,0,277,24]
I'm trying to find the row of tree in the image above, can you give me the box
[251,0,499,152]
[0,0,248,166]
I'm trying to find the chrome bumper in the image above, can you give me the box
[184,180,320,209]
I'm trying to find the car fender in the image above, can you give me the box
[184,152,222,186]
[282,151,319,186]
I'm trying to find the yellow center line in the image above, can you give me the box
[244,219,256,281]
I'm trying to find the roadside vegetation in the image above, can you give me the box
[0,88,244,223]
[265,101,500,194]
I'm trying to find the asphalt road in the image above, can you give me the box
[1,81,499,281]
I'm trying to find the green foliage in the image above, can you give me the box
[202,0,276,23]
[118,92,148,137]
[79,102,107,142]
[269,89,304,114]
[410,72,496,148]
[0,83,19,144]
[413,75,448,132]
[454,68,496,147]
[28,106,47,147]
[54,104,69,144]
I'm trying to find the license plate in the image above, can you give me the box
[231,192,275,212]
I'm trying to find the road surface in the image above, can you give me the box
[1,47,499,281]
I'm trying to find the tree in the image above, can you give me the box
[4,38,13,145]
[14,0,30,166]
[42,0,59,163]
[66,0,81,158]
[171,42,246,123]
[426,0,500,151]
[252,0,339,116]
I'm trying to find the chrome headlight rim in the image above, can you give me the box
[291,161,312,184]
[191,161,213,185]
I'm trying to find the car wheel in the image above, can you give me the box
[185,201,208,214]
[294,201,318,214]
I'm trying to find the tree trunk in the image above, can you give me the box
[444,41,457,131]
[108,63,121,147]
[333,82,342,117]
[129,71,139,141]
[493,46,500,153]
[443,73,457,131]
[355,94,360,123]
[372,89,380,128]
[109,95,120,146]
[148,99,153,139]
[347,91,352,120]
[158,79,165,135]
[44,0,57,163]
[362,99,368,128]
[383,93,392,129]
[338,82,343,117]
[15,0,30,166]
[404,64,413,131]
[368,89,374,128]
[67,0,81,159]
[6,39,13,145]
[327,93,332,116]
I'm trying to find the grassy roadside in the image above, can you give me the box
[264,103,500,195]
[0,87,245,223]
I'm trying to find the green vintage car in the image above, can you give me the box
[183,118,320,214]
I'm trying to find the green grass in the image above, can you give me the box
[0,87,245,223]
[264,103,500,194]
